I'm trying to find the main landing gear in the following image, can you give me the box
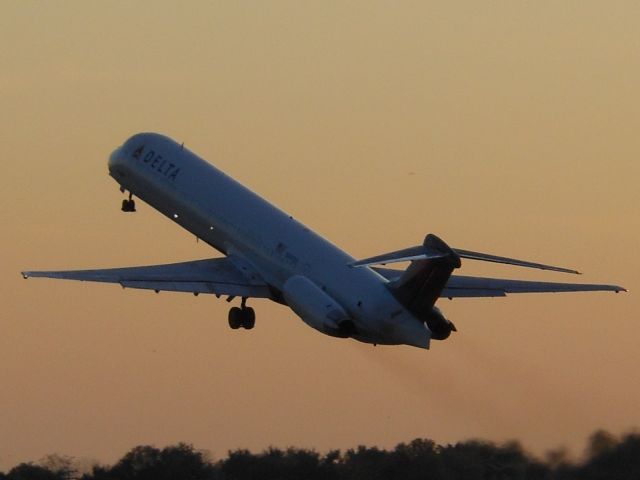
[121,192,136,212]
[228,298,256,330]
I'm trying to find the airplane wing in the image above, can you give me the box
[22,258,272,298]
[373,268,625,298]
[441,275,626,298]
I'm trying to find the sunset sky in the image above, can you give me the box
[1,1,638,470]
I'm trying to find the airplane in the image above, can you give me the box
[22,133,626,349]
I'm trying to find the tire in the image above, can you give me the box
[242,307,256,330]
[228,307,243,329]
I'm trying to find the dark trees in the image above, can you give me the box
[5,430,640,480]
[81,443,216,480]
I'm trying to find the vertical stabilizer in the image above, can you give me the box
[389,234,461,317]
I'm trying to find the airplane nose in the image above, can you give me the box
[108,146,123,169]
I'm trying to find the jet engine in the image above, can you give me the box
[424,306,457,340]
[282,275,353,337]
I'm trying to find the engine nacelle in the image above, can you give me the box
[424,306,457,341]
[283,275,352,337]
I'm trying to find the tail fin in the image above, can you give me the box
[388,234,460,316]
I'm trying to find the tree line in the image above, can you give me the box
[2,429,639,480]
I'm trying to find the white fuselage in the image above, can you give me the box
[108,133,431,348]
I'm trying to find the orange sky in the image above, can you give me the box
[1,1,638,470]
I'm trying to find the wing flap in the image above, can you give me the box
[22,258,272,298]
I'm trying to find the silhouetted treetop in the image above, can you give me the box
[4,430,640,480]
[5,463,67,480]
[80,443,215,480]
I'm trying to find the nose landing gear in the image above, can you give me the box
[228,298,256,330]
[121,192,136,212]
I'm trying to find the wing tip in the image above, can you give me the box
[550,266,581,275]
[603,284,627,293]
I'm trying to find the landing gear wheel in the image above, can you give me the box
[242,307,255,330]
[228,307,243,329]
[121,199,136,212]
[121,192,136,212]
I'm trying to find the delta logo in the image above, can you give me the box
[131,145,181,181]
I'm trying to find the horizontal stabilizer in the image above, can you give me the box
[452,249,580,274]
[350,245,446,268]
[352,234,580,274]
